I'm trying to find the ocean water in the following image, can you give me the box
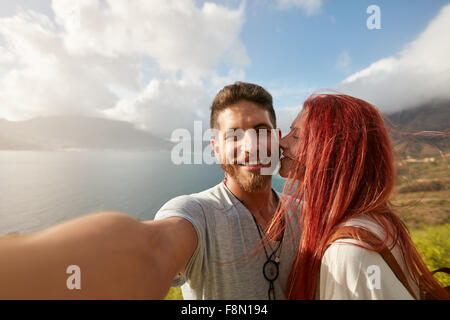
[0,150,287,235]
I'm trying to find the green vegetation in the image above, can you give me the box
[411,224,450,287]
[165,287,183,300]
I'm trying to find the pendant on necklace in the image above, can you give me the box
[263,259,279,281]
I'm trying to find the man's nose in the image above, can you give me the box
[241,130,258,154]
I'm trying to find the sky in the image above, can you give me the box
[0,0,449,139]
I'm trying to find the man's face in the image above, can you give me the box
[211,100,280,192]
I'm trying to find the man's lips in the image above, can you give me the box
[236,157,275,171]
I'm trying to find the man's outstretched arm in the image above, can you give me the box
[0,211,197,299]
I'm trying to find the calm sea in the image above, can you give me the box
[0,150,286,235]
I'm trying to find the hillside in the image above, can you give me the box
[384,100,450,158]
[386,100,450,132]
[0,116,172,151]
[0,101,447,153]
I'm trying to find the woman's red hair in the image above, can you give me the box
[268,93,449,300]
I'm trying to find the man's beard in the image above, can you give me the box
[221,163,271,192]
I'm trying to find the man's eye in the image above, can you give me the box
[225,131,244,140]
[256,129,271,136]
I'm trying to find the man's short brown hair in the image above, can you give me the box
[210,81,276,129]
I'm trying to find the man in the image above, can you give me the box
[154,82,300,299]
[0,82,300,299]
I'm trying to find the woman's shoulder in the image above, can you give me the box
[322,238,373,274]
[341,215,389,240]
[320,240,416,299]
[321,217,383,282]
[323,215,399,270]
[320,215,418,299]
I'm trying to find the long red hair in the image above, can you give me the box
[268,93,449,300]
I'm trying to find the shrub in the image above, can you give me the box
[398,180,447,193]
[411,224,450,287]
[165,287,183,300]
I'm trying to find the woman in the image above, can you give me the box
[268,93,449,300]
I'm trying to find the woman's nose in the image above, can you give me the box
[279,135,288,150]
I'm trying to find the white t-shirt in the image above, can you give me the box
[318,216,420,300]
[154,182,301,300]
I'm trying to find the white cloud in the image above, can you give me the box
[104,79,212,138]
[276,0,323,15]
[336,4,450,113]
[0,9,123,120]
[0,0,248,138]
[52,0,249,75]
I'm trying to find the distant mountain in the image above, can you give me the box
[0,116,172,151]
[0,102,448,155]
[386,100,450,132]
[384,100,450,157]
